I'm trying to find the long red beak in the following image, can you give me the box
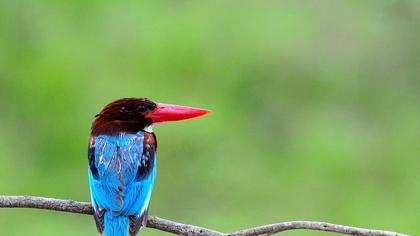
[145,103,210,123]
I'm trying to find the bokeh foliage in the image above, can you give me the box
[0,1,419,235]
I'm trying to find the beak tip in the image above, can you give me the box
[202,108,211,115]
[190,107,211,119]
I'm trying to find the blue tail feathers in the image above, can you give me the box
[104,211,129,236]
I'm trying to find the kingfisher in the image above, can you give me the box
[88,98,209,236]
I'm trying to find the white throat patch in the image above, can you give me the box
[144,125,154,133]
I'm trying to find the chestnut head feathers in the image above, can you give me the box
[91,98,157,135]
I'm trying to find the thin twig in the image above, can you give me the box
[0,195,409,236]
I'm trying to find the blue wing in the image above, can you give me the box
[88,132,157,235]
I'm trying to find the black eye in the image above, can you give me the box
[137,105,147,113]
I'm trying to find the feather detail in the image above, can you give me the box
[129,209,148,236]
[93,207,105,233]
[104,211,129,236]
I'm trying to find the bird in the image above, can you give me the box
[88,97,209,236]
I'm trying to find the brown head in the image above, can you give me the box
[91,97,210,136]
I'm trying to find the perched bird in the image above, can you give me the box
[88,98,209,236]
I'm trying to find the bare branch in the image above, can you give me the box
[0,195,409,236]
[0,195,93,214]
[228,221,408,236]
[0,195,223,236]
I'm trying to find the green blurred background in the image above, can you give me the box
[0,1,419,235]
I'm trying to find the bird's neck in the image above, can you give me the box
[91,117,149,136]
